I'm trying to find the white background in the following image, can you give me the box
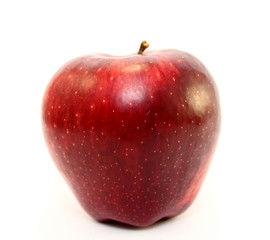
[0,0,269,239]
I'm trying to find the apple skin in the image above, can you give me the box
[42,47,220,227]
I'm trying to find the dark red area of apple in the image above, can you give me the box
[42,47,220,227]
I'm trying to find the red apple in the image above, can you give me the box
[42,41,220,227]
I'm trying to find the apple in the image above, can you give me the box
[42,41,220,227]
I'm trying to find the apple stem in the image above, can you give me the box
[138,40,150,55]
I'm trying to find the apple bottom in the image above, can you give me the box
[60,152,212,228]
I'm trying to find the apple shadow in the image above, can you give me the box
[96,215,179,231]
